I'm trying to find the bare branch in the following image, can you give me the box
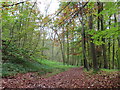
[1,1,25,8]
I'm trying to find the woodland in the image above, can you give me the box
[1,0,120,89]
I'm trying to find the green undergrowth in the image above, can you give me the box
[36,59,77,77]
[84,68,119,75]
[2,58,77,77]
[101,69,119,72]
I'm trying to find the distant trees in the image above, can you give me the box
[51,1,119,70]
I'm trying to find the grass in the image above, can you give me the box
[37,59,76,69]
[84,68,119,75]
[2,60,43,77]
[35,59,77,77]
[100,69,119,72]
[2,58,77,77]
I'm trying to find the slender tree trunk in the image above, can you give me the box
[97,2,102,68]
[108,16,111,69]
[112,38,115,69]
[118,4,120,69]
[97,2,100,31]
[52,41,54,60]
[0,16,2,64]
[100,3,108,69]
[71,30,74,65]
[87,39,91,68]
[89,15,98,71]
[66,29,69,65]
[62,29,65,64]
[118,40,120,70]
[51,27,65,65]
[41,33,45,56]
[112,14,117,69]
[81,12,89,70]
[18,15,22,47]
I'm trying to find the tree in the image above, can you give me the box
[80,3,89,70]
[100,3,108,69]
[89,14,98,71]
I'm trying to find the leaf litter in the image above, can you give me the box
[2,67,120,89]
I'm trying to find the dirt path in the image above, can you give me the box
[2,67,120,89]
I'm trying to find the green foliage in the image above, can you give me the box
[2,60,43,77]
[2,58,77,77]
[2,40,31,63]
[36,59,77,70]
[86,25,119,45]
[84,68,119,75]
[101,69,119,72]
[1,1,120,78]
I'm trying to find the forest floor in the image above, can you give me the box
[2,67,120,89]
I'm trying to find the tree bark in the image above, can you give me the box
[66,28,69,65]
[112,13,117,69]
[81,12,89,70]
[89,15,98,71]
[108,16,111,69]
[97,2,102,68]
[62,27,65,64]
[100,3,108,69]
[118,4,120,70]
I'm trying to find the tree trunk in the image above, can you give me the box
[52,27,65,65]
[62,27,65,64]
[89,15,98,71]
[100,3,108,69]
[52,41,54,60]
[112,14,117,69]
[66,29,69,65]
[97,2,102,68]
[108,16,111,69]
[112,38,115,69]
[118,4,120,69]
[81,12,89,70]
[41,33,45,56]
